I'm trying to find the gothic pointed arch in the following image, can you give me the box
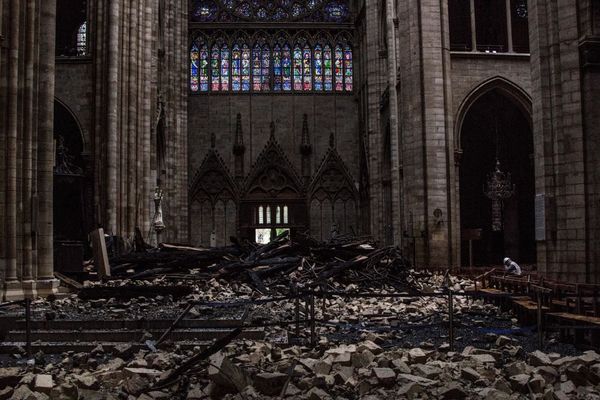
[455,76,532,151]
[308,147,359,239]
[189,149,239,204]
[309,147,358,202]
[243,132,304,199]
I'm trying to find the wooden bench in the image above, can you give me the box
[546,312,600,346]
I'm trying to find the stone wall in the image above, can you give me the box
[187,94,360,246]
[55,62,94,151]
[529,0,590,282]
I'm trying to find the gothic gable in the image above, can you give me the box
[309,147,358,202]
[243,132,304,199]
[189,150,238,203]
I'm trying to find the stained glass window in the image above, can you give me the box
[211,44,220,91]
[77,22,87,56]
[344,45,353,91]
[314,44,323,91]
[282,45,292,91]
[273,45,283,91]
[232,44,242,91]
[241,44,251,91]
[191,43,200,92]
[191,35,352,93]
[302,45,312,91]
[190,0,351,23]
[293,45,303,91]
[198,43,210,91]
[220,44,230,90]
[231,42,250,92]
[260,45,271,91]
[323,45,333,91]
[334,44,344,91]
[252,44,262,91]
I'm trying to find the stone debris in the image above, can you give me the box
[0,259,594,400]
[0,320,596,400]
[33,374,54,394]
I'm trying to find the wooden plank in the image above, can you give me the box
[90,228,111,278]
[53,271,83,290]
[546,312,600,326]
[513,299,549,311]
[478,288,508,295]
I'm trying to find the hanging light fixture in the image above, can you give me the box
[483,114,515,231]
[484,159,515,231]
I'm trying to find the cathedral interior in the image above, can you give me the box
[1,0,600,398]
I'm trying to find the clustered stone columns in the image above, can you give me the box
[0,0,59,300]
[91,0,188,243]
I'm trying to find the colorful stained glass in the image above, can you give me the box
[293,45,303,91]
[273,45,283,91]
[241,44,251,91]
[261,45,271,90]
[302,45,312,91]
[192,0,218,22]
[199,44,209,91]
[324,2,349,22]
[282,45,292,91]
[344,45,352,91]
[252,44,262,91]
[191,43,200,92]
[211,45,220,91]
[191,0,350,23]
[190,34,352,93]
[232,44,242,91]
[313,44,323,91]
[323,45,333,91]
[334,44,344,91]
[220,45,230,91]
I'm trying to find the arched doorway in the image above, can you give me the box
[53,100,88,273]
[458,84,535,267]
[239,135,307,244]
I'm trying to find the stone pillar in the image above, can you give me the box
[5,0,20,286]
[395,0,455,268]
[37,0,58,294]
[385,0,403,247]
[529,0,589,282]
[105,0,120,234]
[21,0,37,297]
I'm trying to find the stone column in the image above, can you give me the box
[5,0,21,287]
[105,0,120,234]
[385,0,403,247]
[37,0,58,293]
[21,0,37,292]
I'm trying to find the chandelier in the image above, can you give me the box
[484,158,515,231]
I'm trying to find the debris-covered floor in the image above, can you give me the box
[0,234,598,399]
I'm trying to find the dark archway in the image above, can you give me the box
[53,100,88,273]
[459,88,535,267]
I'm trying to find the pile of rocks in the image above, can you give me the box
[1,334,598,399]
[0,273,591,399]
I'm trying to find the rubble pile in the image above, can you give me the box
[0,328,597,399]
[0,278,589,400]
[0,234,592,399]
[106,233,418,293]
